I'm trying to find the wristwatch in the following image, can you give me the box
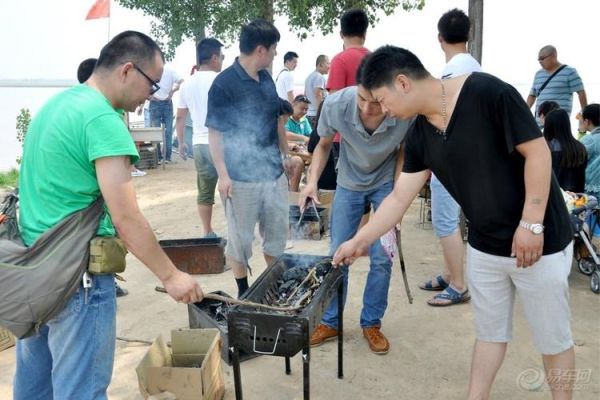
[519,220,544,235]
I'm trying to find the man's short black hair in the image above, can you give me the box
[284,51,299,63]
[438,8,471,44]
[361,45,430,90]
[355,55,369,86]
[280,99,293,116]
[239,19,280,55]
[582,103,600,126]
[340,8,369,38]
[197,37,224,65]
[96,30,163,71]
[77,58,97,83]
[537,101,560,118]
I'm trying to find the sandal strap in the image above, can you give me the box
[434,286,468,301]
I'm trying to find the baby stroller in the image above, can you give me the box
[569,194,600,293]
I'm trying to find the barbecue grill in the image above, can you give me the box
[227,253,344,400]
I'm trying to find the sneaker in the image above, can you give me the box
[285,240,294,249]
[131,168,147,177]
[310,324,338,347]
[362,326,389,354]
[203,232,218,239]
[116,284,129,298]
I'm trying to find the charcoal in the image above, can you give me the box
[278,280,296,296]
[315,262,332,278]
[282,267,306,282]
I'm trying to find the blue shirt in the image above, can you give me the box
[529,65,584,116]
[582,126,600,196]
[206,58,283,182]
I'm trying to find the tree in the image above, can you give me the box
[15,108,31,165]
[468,0,483,64]
[116,0,425,60]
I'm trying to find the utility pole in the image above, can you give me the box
[468,0,483,64]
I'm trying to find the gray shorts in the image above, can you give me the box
[224,174,288,264]
[466,242,574,355]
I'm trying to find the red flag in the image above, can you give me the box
[85,0,110,20]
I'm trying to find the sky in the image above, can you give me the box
[1,0,599,88]
[1,0,600,170]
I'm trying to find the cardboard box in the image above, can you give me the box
[136,328,225,400]
[0,326,15,352]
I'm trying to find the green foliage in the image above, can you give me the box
[0,169,19,189]
[15,108,31,165]
[116,0,424,60]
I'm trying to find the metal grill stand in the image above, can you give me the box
[227,255,344,400]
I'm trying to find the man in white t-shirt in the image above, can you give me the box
[150,64,183,163]
[176,38,224,238]
[418,8,481,306]
[276,51,298,103]
[304,54,330,128]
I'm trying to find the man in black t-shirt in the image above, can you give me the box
[333,46,574,399]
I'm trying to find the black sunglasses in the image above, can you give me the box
[133,64,160,95]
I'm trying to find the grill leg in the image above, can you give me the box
[285,356,291,375]
[232,346,243,400]
[337,281,344,379]
[303,345,310,400]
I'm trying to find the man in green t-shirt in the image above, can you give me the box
[14,31,204,400]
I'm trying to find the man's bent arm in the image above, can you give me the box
[208,128,229,179]
[526,95,536,108]
[512,136,552,266]
[175,108,188,158]
[516,137,552,225]
[578,90,588,110]
[333,170,430,264]
[277,117,290,155]
[96,156,202,302]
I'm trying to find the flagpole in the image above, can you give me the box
[107,0,111,41]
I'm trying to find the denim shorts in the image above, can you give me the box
[467,243,574,355]
[430,174,460,237]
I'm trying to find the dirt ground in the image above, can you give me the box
[1,159,599,400]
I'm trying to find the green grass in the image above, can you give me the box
[0,169,18,188]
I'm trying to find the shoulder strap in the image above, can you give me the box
[276,68,289,82]
[537,65,567,96]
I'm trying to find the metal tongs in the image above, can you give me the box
[297,198,320,228]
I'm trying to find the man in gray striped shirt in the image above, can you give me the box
[526,45,587,123]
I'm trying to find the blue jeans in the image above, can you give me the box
[13,274,116,400]
[430,174,460,238]
[322,181,394,328]
[150,100,174,161]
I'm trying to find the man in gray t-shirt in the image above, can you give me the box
[304,55,330,126]
[299,78,411,355]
